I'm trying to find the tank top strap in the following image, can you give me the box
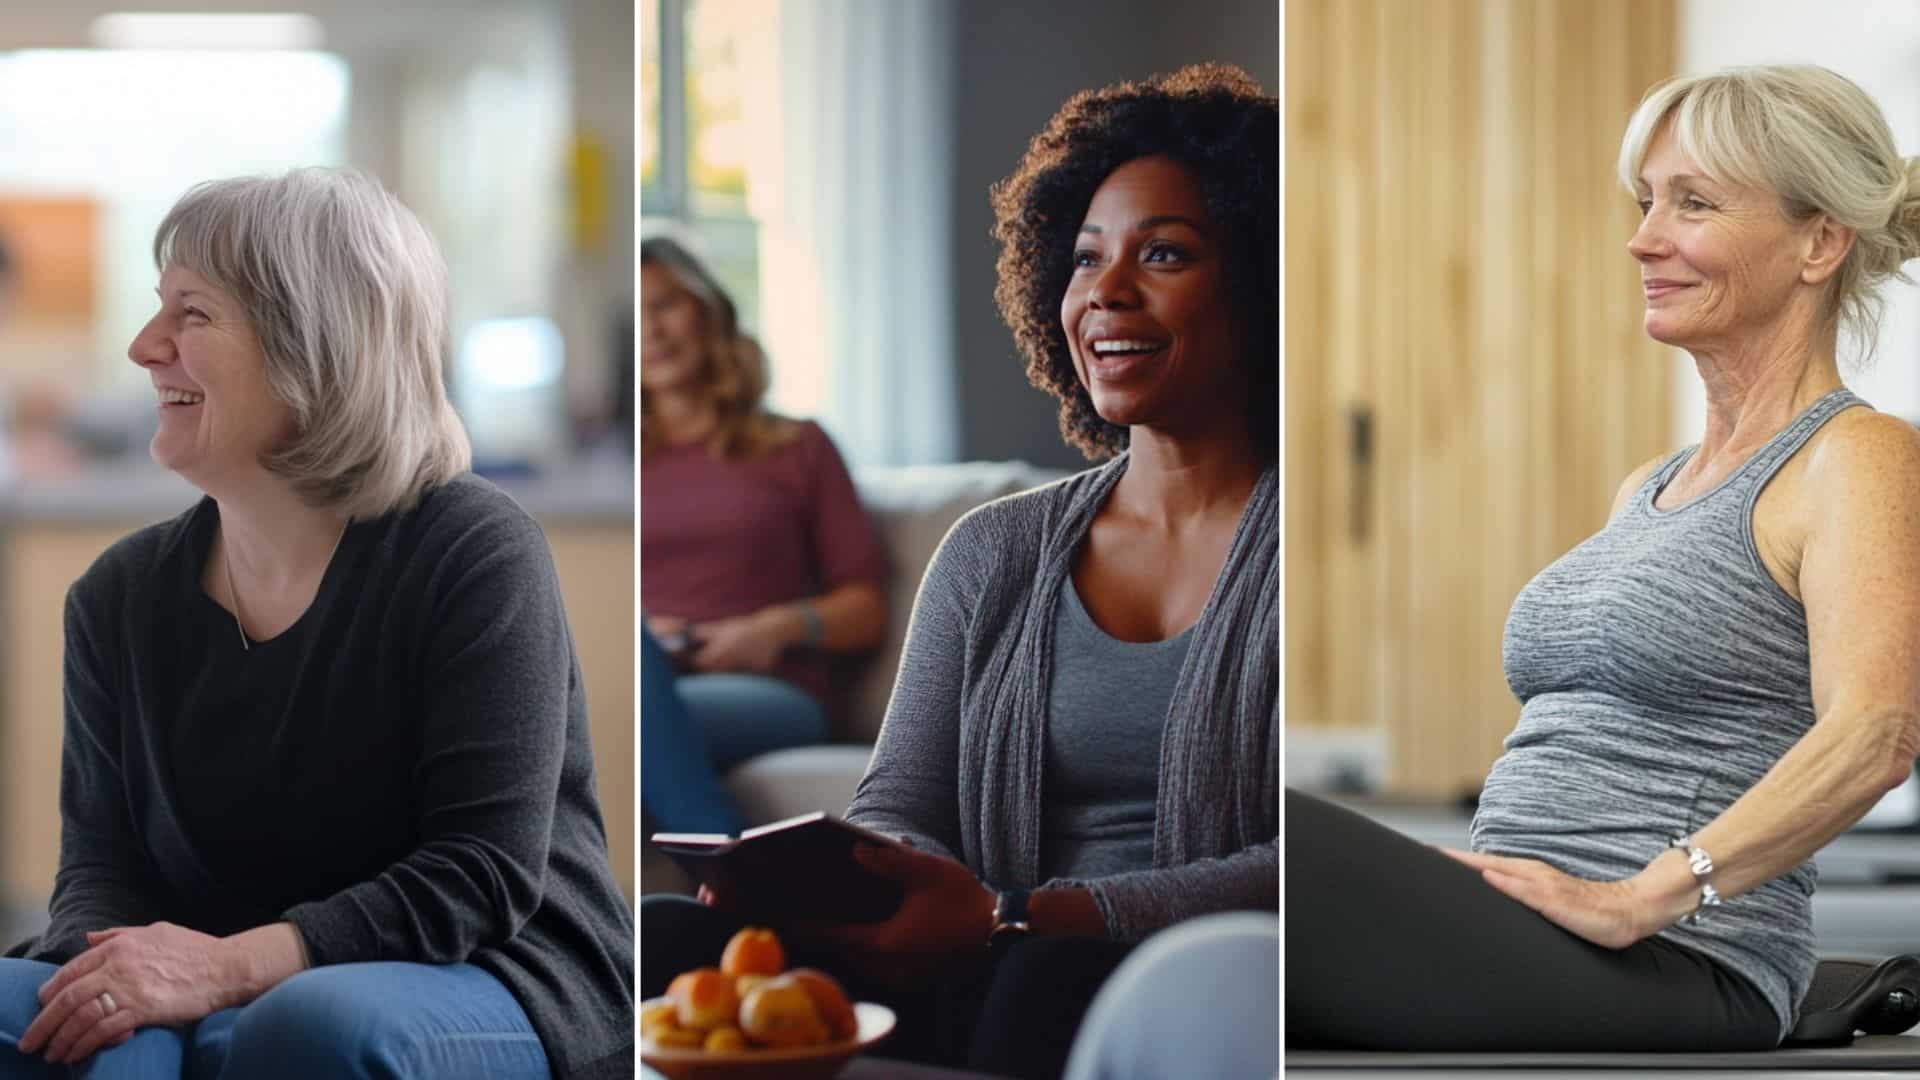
[1648,445,1694,491]
[1736,388,1868,496]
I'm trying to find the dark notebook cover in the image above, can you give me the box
[651,812,907,923]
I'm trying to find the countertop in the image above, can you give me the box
[0,459,634,524]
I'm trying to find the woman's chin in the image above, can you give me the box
[148,439,201,480]
[1642,315,1692,349]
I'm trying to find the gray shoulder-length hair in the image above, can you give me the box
[154,168,472,518]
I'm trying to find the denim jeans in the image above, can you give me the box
[0,958,549,1079]
[639,625,827,835]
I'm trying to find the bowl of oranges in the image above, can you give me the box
[641,927,895,1080]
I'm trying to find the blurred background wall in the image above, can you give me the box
[0,0,636,940]
[1286,0,1920,802]
[639,0,1278,472]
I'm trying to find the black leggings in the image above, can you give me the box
[1285,789,1781,1051]
[639,894,1133,1079]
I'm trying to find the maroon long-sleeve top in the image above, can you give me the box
[639,419,887,703]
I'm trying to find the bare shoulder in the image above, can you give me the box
[1609,454,1668,519]
[1802,408,1920,511]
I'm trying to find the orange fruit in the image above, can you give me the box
[786,968,858,1040]
[703,1025,748,1052]
[673,968,740,1032]
[739,976,829,1048]
[665,967,713,1007]
[644,1023,702,1050]
[720,927,786,977]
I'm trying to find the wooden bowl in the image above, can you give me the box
[640,999,896,1080]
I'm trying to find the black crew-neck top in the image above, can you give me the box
[9,474,635,1079]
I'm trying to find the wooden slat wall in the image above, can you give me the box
[1285,0,1678,797]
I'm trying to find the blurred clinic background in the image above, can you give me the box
[1286,0,1920,954]
[634,0,1276,893]
[0,0,636,943]
[639,0,1277,471]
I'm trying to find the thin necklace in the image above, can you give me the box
[223,519,350,652]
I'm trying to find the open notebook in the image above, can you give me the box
[651,812,907,924]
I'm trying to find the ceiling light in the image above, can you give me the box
[88,13,324,51]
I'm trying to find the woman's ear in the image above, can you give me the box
[1801,215,1855,286]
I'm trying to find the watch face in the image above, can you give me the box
[989,921,1032,946]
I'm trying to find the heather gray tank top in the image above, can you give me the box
[1472,388,1867,1040]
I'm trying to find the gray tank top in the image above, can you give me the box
[1472,388,1867,1040]
[1039,578,1194,881]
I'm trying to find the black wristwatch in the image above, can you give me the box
[988,887,1033,949]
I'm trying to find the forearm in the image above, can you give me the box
[1636,703,1919,925]
[216,922,309,1009]
[757,581,887,653]
[1047,840,1279,943]
[1030,887,1108,938]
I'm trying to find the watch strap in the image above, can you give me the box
[988,887,1033,948]
[1669,834,1723,924]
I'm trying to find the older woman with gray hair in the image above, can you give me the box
[0,169,632,1078]
[1291,65,1920,1050]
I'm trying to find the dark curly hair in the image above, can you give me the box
[990,63,1277,461]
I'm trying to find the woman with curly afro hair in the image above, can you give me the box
[640,64,1278,1080]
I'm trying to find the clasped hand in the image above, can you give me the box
[17,922,235,1065]
[681,611,794,674]
[1440,847,1653,949]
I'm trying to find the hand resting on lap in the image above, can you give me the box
[17,920,304,1065]
[1440,847,1665,950]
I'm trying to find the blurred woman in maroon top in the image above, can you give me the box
[639,237,888,835]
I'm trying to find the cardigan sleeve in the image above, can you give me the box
[282,506,572,966]
[843,512,988,864]
[1048,839,1279,944]
[12,586,167,962]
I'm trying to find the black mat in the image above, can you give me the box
[1287,1034,1920,1069]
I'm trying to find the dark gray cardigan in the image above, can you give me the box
[847,455,1278,942]
[9,474,634,1079]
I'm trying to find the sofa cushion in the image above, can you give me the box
[840,462,1070,743]
[725,744,878,825]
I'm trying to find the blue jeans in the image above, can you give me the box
[0,958,549,1079]
[639,625,827,835]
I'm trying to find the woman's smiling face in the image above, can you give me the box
[1628,124,1825,353]
[127,265,296,486]
[1060,155,1244,437]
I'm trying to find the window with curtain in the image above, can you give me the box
[641,0,959,466]
[639,0,769,335]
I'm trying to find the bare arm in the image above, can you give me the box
[1634,414,1920,924]
[759,580,888,653]
[1456,423,1919,946]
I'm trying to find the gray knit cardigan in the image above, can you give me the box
[845,454,1278,943]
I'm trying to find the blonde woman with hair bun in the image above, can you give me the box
[0,169,632,1079]
[1292,64,1920,1051]
[638,236,888,838]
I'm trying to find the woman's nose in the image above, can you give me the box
[1088,260,1141,310]
[1627,211,1670,261]
[127,319,172,368]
